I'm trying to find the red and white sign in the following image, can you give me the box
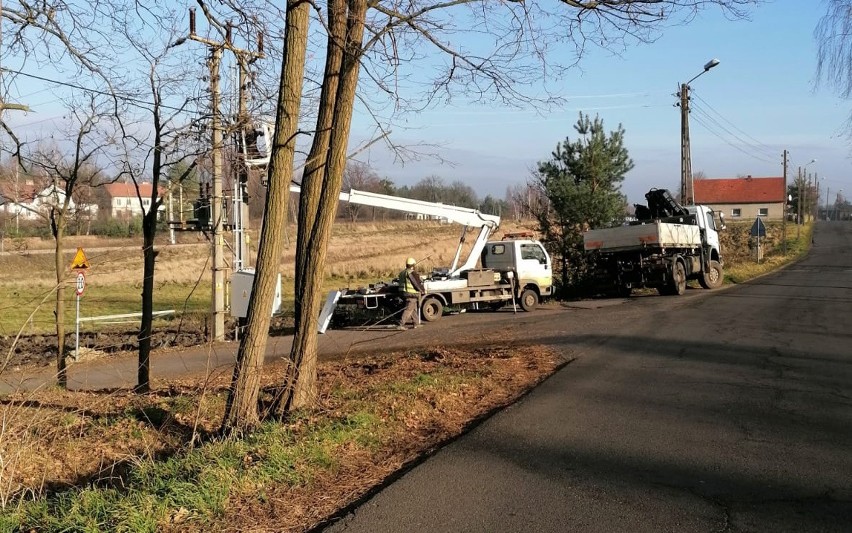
[75,272,86,296]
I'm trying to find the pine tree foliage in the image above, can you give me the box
[534,113,633,295]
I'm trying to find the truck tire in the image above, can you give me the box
[420,296,443,322]
[698,260,724,290]
[669,261,686,296]
[520,288,538,312]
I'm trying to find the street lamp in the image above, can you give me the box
[803,159,816,223]
[825,186,831,221]
[680,58,721,205]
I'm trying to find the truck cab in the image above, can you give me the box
[686,204,724,265]
[481,239,553,300]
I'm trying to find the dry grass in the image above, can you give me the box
[0,343,564,532]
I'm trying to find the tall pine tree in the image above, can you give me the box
[535,113,633,296]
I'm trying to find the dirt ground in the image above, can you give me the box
[0,315,294,370]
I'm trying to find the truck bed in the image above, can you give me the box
[584,222,701,252]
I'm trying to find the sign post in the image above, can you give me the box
[75,272,85,356]
[750,217,767,264]
[70,248,90,358]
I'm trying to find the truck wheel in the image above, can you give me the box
[520,289,538,312]
[670,261,687,295]
[420,296,443,322]
[616,283,632,298]
[698,260,724,290]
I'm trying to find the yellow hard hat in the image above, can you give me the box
[406,257,416,266]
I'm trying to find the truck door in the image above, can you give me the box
[518,242,553,293]
[701,207,721,255]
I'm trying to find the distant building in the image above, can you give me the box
[693,176,786,220]
[103,182,164,218]
[0,182,97,220]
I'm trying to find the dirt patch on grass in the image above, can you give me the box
[0,343,565,531]
[0,315,295,370]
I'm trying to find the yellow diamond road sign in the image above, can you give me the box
[70,247,90,270]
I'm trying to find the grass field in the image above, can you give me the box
[0,220,537,336]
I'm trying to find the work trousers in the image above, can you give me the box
[400,295,421,327]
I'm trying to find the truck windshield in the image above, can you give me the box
[520,244,547,264]
[705,211,716,230]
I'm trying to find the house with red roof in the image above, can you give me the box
[103,182,164,218]
[693,176,786,220]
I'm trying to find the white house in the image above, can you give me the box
[0,182,97,220]
[104,182,164,218]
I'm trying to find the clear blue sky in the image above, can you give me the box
[6,1,848,207]
[354,0,850,206]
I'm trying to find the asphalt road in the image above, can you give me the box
[323,222,852,533]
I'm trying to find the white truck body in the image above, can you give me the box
[582,189,725,297]
[285,184,552,331]
[584,222,701,252]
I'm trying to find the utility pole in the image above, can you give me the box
[677,59,719,205]
[188,8,263,342]
[782,150,788,255]
[797,167,802,239]
[679,82,692,205]
[814,173,819,221]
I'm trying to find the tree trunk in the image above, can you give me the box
[221,0,310,435]
[52,212,67,389]
[138,94,165,394]
[137,207,157,393]
[279,0,367,414]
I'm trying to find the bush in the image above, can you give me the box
[90,217,144,237]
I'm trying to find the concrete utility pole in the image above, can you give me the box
[797,167,802,239]
[188,9,262,342]
[679,82,692,205]
[782,150,788,255]
[678,59,719,205]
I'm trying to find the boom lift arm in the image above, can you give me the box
[289,184,500,277]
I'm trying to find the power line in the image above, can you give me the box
[691,91,777,154]
[1,68,204,115]
[690,102,777,160]
[690,113,776,165]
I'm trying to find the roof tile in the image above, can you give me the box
[693,177,785,203]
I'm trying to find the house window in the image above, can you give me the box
[758,208,769,217]
[126,198,132,206]
[731,208,741,218]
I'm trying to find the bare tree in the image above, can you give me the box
[816,1,852,137]
[341,160,381,221]
[114,3,204,393]
[24,95,120,388]
[222,0,311,433]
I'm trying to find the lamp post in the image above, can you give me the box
[680,58,720,205]
[803,159,816,223]
[825,186,830,221]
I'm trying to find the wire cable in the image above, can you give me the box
[692,91,777,155]
[691,103,778,161]
[1,68,203,115]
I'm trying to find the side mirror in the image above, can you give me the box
[718,212,727,230]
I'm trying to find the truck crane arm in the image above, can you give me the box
[289,184,500,277]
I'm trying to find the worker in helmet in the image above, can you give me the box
[397,257,426,330]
